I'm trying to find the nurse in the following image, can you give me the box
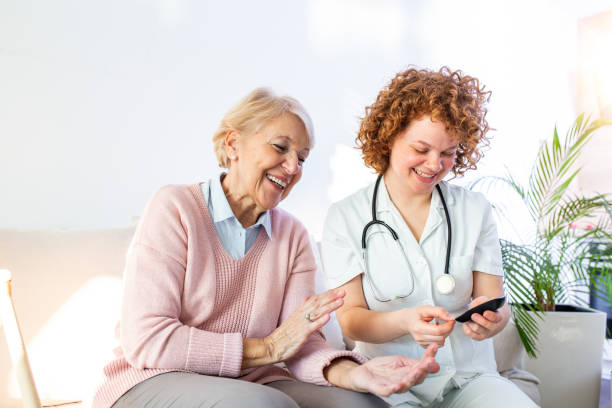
[321,67,537,407]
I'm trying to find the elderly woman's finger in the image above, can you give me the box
[304,288,345,310]
[304,298,344,322]
[396,347,440,390]
[422,344,439,360]
[309,313,331,328]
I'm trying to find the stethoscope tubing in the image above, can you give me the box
[361,175,398,249]
[361,174,452,300]
[437,179,452,277]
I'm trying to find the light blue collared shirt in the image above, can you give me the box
[200,174,272,260]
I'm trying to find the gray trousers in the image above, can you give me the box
[112,371,389,408]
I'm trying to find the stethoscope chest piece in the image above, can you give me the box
[435,274,455,295]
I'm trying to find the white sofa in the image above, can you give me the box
[0,225,540,407]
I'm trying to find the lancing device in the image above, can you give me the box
[455,296,506,323]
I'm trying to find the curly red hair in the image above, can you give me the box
[356,66,492,176]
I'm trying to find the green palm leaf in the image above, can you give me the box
[526,116,609,229]
[545,195,610,238]
[470,115,611,358]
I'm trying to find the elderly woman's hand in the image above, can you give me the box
[350,344,439,396]
[324,344,440,397]
[263,288,346,363]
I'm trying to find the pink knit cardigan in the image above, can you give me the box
[92,184,363,407]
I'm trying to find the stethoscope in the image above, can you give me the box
[361,174,454,302]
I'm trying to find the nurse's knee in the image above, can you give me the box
[458,375,539,408]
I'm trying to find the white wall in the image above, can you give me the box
[1,0,610,239]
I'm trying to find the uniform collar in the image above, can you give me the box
[432,181,455,209]
[372,176,393,214]
[209,174,272,238]
[374,176,455,215]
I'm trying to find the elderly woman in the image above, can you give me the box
[92,88,439,408]
[321,67,538,407]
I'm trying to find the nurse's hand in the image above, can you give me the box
[462,296,506,341]
[399,305,455,348]
[325,344,440,397]
[262,288,346,364]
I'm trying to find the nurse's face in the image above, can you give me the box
[386,115,457,196]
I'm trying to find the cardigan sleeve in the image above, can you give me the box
[119,185,243,377]
[281,225,365,385]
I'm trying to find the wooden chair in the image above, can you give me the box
[1,269,81,408]
[0,269,41,408]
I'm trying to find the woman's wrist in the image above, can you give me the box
[242,337,274,369]
[323,358,360,391]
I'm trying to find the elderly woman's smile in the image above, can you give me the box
[222,112,311,227]
[266,173,288,189]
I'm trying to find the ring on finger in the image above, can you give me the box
[305,312,314,322]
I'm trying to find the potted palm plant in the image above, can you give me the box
[470,114,612,408]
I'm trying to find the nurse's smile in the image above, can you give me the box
[413,168,438,183]
[386,116,457,197]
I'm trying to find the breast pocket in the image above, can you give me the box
[436,254,473,312]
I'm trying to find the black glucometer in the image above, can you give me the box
[455,296,506,323]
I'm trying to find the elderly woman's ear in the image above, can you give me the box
[225,130,240,162]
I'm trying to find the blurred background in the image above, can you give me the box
[2,0,611,239]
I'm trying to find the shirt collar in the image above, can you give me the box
[209,174,273,238]
[374,176,455,214]
[257,211,273,239]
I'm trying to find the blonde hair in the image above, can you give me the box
[212,88,315,168]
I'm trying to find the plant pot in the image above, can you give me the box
[523,305,606,408]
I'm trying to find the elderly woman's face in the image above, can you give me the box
[231,113,310,211]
